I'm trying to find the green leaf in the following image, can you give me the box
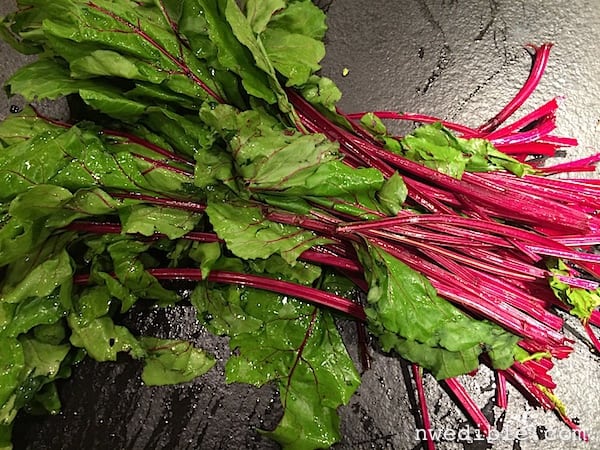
[142,108,217,159]
[206,198,331,264]
[42,0,222,101]
[261,28,324,87]
[139,337,215,386]
[0,338,24,409]
[377,172,408,215]
[68,315,144,362]
[248,255,321,285]
[6,58,98,101]
[193,280,359,449]
[222,288,360,450]
[19,335,70,379]
[550,260,600,322]
[69,49,142,79]
[0,250,72,305]
[188,242,222,278]
[244,0,285,34]
[120,205,201,239]
[0,106,62,148]
[72,286,113,327]
[299,75,343,113]
[191,284,263,336]
[0,290,68,338]
[265,0,327,41]
[401,123,532,179]
[357,243,519,379]
[222,0,296,115]
[202,105,384,197]
[193,0,277,104]
[106,239,180,304]
[78,86,148,120]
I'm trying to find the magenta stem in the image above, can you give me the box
[478,43,553,133]
[494,371,508,409]
[443,377,491,436]
[411,365,436,450]
[74,268,366,320]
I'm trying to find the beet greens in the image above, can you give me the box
[1,1,599,449]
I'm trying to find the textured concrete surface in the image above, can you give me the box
[1,0,600,449]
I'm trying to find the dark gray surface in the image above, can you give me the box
[1,1,600,449]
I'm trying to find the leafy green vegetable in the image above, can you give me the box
[206,196,332,264]
[402,123,532,178]
[0,0,577,449]
[357,243,519,379]
[193,284,360,450]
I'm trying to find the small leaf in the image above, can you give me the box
[140,337,215,386]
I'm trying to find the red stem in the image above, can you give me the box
[74,268,366,320]
[443,377,491,436]
[411,365,436,450]
[494,371,508,409]
[478,44,553,133]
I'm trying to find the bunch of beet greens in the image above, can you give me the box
[1,1,599,448]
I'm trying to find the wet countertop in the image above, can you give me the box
[1,0,600,449]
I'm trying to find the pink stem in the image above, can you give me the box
[494,371,508,408]
[411,365,436,450]
[443,377,491,436]
[74,268,367,321]
[478,44,553,133]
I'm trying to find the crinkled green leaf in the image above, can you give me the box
[202,104,384,197]
[377,172,408,215]
[191,284,262,336]
[0,288,68,338]
[206,198,331,264]
[106,239,180,305]
[68,315,144,362]
[261,28,324,87]
[19,335,70,379]
[357,243,519,379]
[299,75,343,113]
[402,123,532,179]
[244,0,285,34]
[0,338,24,409]
[248,255,321,285]
[221,288,360,450]
[265,0,327,40]
[33,322,67,346]
[120,205,201,239]
[140,337,215,386]
[142,108,217,159]
[72,286,113,327]
[0,250,72,305]
[0,186,113,267]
